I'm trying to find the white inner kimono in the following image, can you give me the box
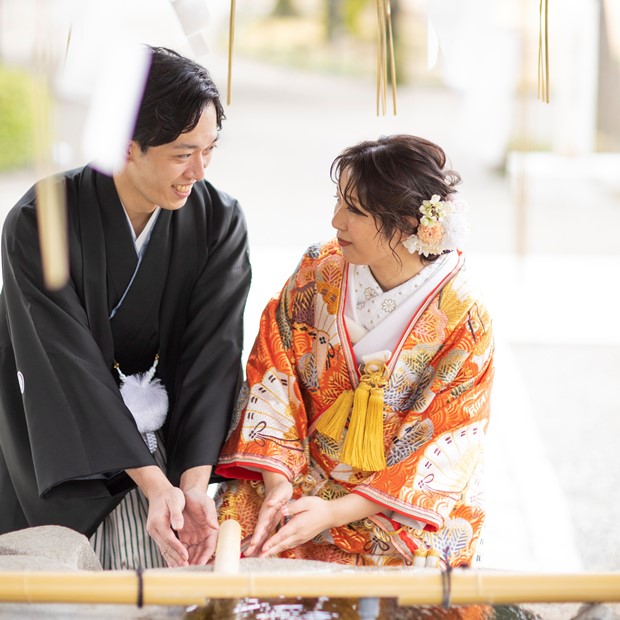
[344,251,459,363]
[343,251,461,532]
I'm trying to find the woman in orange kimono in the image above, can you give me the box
[216,135,494,568]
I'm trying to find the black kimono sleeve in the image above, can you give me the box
[163,186,251,485]
[0,191,155,503]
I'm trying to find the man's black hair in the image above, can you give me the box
[133,46,225,150]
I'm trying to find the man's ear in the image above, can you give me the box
[126,141,138,162]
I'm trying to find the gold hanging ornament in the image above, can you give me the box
[538,0,550,103]
[376,0,397,116]
[227,0,236,106]
[315,361,389,471]
[32,0,69,291]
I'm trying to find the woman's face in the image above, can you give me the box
[331,168,400,270]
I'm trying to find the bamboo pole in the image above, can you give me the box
[0,570,619,607]
[210,518,241,617]
[0,572,139,605]
[213,519,241,575]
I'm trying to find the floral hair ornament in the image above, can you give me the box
[402,194,469,257]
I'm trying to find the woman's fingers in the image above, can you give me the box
[246,505,278,556]
[259,497,330,558]
[260,536,293,558]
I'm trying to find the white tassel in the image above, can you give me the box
[116,356,168,453]
[144,431,158,454]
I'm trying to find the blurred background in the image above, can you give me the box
[0,0,619,573]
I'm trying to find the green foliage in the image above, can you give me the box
[0,65,35,170]
[271,0,299,17]
[343,0,369,35]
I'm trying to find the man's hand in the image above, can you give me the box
[244,471,293,557]
[178,465,218,565]
[178,487,219,564]
[144,486,190,566]
[126,465,190,567]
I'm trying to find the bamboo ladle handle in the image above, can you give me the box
[213,519,241,574]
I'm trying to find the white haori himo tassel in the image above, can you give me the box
[115,355,168,453]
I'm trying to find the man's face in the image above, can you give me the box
[124,103,219,214]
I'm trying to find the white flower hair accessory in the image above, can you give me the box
[402,194,469,257]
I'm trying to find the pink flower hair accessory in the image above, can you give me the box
[402,194,469,257]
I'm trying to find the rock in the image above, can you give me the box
[0,525,102,571]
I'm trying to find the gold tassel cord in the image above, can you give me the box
[32,0,69,291]
[379,0,387,115]
[386,0,398,115]
[35,176,69,291]
[375,0,397,116]
[316,364,388,471]
[341,382,371,467]
[364,385,387,468]
[375,0,385,116]
[315,391,354,440]
[227,0,236,106]
[538,0,550,103]
[64,24,73,63]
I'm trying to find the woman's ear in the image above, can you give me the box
[398,216,418,241]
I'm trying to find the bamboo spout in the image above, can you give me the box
[213,519,241,575]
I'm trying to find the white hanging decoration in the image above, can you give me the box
[115,355,168,453]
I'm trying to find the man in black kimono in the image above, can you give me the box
[0,47,251,568]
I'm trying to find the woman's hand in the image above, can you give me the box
[259,496,334,557]
[258,491,381,558]
[244,471,293,557]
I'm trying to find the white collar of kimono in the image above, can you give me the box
[344,251,460,364]
[109,205,161,319]
[121,205,161,256]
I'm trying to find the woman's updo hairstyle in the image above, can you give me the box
[330,135,461,262]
